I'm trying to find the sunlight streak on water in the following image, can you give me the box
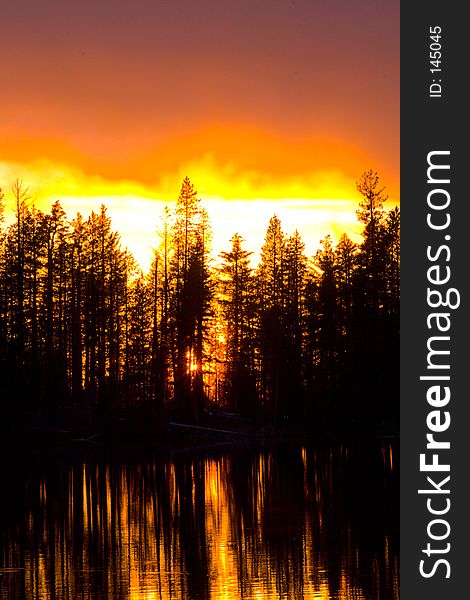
[0,442,399,600]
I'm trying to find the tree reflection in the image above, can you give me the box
[0,442,398,600]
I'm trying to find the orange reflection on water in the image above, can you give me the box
[2,443,399,600]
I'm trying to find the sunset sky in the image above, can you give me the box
[0,0,399,270]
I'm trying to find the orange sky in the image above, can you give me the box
[0,0,399,270]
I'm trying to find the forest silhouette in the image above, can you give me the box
[0,171,399,439]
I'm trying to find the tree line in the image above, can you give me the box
[0,171,399,432]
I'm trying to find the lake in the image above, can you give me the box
[0,439,398,599]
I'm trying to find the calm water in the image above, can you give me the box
[0,440,398,600]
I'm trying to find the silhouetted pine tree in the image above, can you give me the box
[283,230,308,423]
[218,233,257,414]
[126,272,153,408]
[256,215,289,426]
[350,171,399,425]
[169,177,212,423]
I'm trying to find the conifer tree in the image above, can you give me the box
[256,215,288,425]
[218,233,256,413]
[170,177,212,422]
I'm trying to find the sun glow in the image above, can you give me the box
[0,131,398,273]
[187,350,199,374]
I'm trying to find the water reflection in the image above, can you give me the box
[0,441,398,599]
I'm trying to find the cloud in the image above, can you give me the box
[0,123,399,201]
[0,144,398,272]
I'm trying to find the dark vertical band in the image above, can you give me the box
[401,2,468,597]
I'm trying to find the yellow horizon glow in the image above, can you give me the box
[0,156,399,272]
